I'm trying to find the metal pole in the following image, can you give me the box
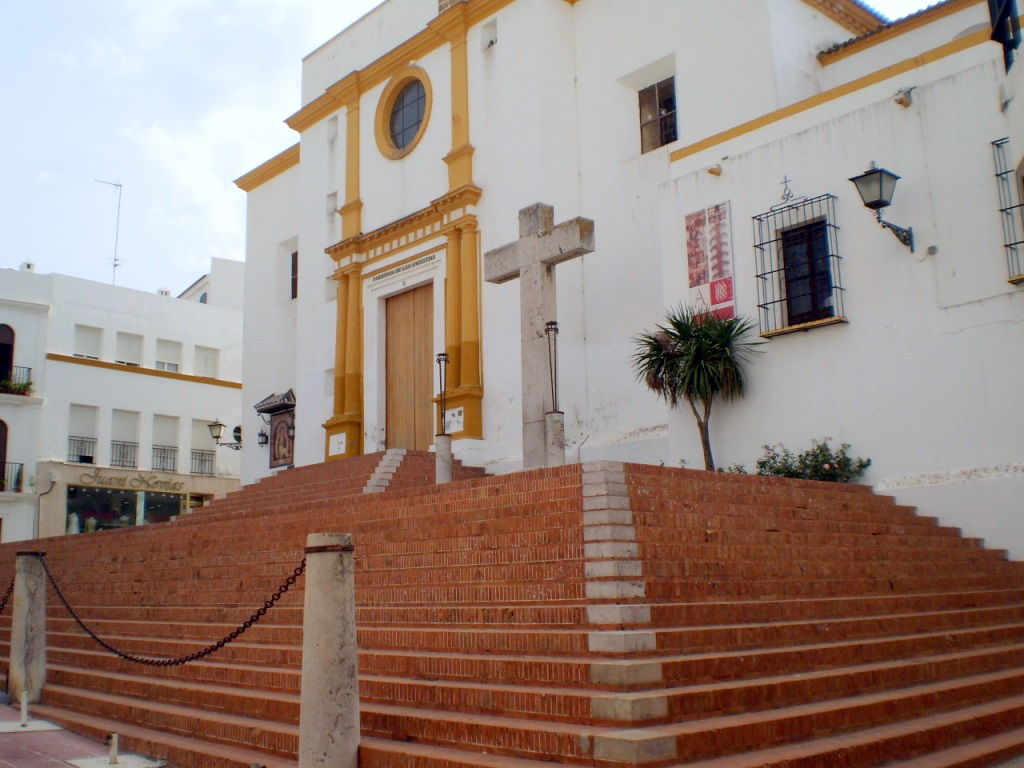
[544,321,559,413]
[435,353,449,435]
[95,180,123,285]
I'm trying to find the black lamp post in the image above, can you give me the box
[849,163,914,252]
[436,352,449,436]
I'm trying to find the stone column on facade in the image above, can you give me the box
[343,268,362,423]
[333,271,350,414]
[298,533,358,768]
[444,231,462,387]
[9,551,47,704]
[458,223,480,390]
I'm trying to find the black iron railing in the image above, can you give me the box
[68,436,97,464]
[152,445,178,473]
[191,449,215,476]
[111,441,138,469]
[0,366,32,396]
[0,462,23,493]
[752,193,844,335]
[992,138,1024,283]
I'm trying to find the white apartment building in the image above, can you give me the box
[0,262,243,542]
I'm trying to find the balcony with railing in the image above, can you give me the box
[191,449,215,476]
[68,436,97,464]
[0,366,33,396]
[0,462,24,493]
[152,445,178,473]
[110,441,139,469]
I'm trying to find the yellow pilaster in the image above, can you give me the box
[323,265,363,460]
[444,231,463,387]
[458,223,480,389]
[341,88,362,239]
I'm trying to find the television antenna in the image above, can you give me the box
[94,179,124,284]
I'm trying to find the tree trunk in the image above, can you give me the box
[698,419,714,471]
[687,398,715,471]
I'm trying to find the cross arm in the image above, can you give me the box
[483,241,522,284]
[541,217,595,267]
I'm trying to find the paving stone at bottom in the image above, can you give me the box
[0,704,108,768]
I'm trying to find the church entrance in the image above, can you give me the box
[385,283,434,450]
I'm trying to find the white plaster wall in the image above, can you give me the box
[818,3,990,88]
[358,45,452,234]
[664,57,1023,547]
[300,0,437,105]
[241,165,300,484]
[294,117,342,470]
[206,257,245,311]
[766,0,869,106]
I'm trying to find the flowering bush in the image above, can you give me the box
[755,439,870,483]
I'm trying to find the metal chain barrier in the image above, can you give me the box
[35,553,305,667]
[0,578,13,616]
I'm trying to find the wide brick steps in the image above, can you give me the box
[3,460,1024,766]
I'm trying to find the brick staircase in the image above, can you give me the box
[2,459,1024,767]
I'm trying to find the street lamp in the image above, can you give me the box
[207,419,242,450]
[849,163,914,252]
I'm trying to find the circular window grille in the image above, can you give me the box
[389,80,427,150]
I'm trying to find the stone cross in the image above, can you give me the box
[484,203,595,468]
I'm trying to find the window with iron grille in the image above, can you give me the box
[639,77,678,154]
[992,138,1024,283]
[752,194,845,336]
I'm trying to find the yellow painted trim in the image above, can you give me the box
[373,65,434,161]
[326,185,482,263]
[800,0,886,35]
[818,0,983,65]
[1009,274,1024,285]
[47,353,242,389]
[669,29,991,164]
[287,0,517,135]
[233,144,299,192]
[436,386,483,440]
[760,316,848,338]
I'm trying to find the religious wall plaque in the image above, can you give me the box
[686,201,735,319]
[270,409,295,468]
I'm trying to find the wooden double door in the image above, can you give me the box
[385,283,434,451]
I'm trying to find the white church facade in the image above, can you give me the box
[237,0,1024,552]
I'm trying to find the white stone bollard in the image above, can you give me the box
[435,434,453,484]
[9,551,47,705]
[298,533,358,768]
[545,411,566,467]
[108,732,120,764]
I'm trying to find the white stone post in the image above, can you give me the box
[9,551,47,704]
[436,434,453,484]
[298,533,359,768]
[545,411,566,467]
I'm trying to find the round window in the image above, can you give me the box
[389,80,427,150]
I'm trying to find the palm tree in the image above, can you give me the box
[632,306,759,471]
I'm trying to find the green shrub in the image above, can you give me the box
[755,439,870,483]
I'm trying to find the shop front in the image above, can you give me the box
[37,461,240,538]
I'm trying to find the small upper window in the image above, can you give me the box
[290,251,299,300]
[639,77,677,154]
[198,292,208,304]
[390,80,426,150]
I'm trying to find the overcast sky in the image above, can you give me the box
[0,0,937,295]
